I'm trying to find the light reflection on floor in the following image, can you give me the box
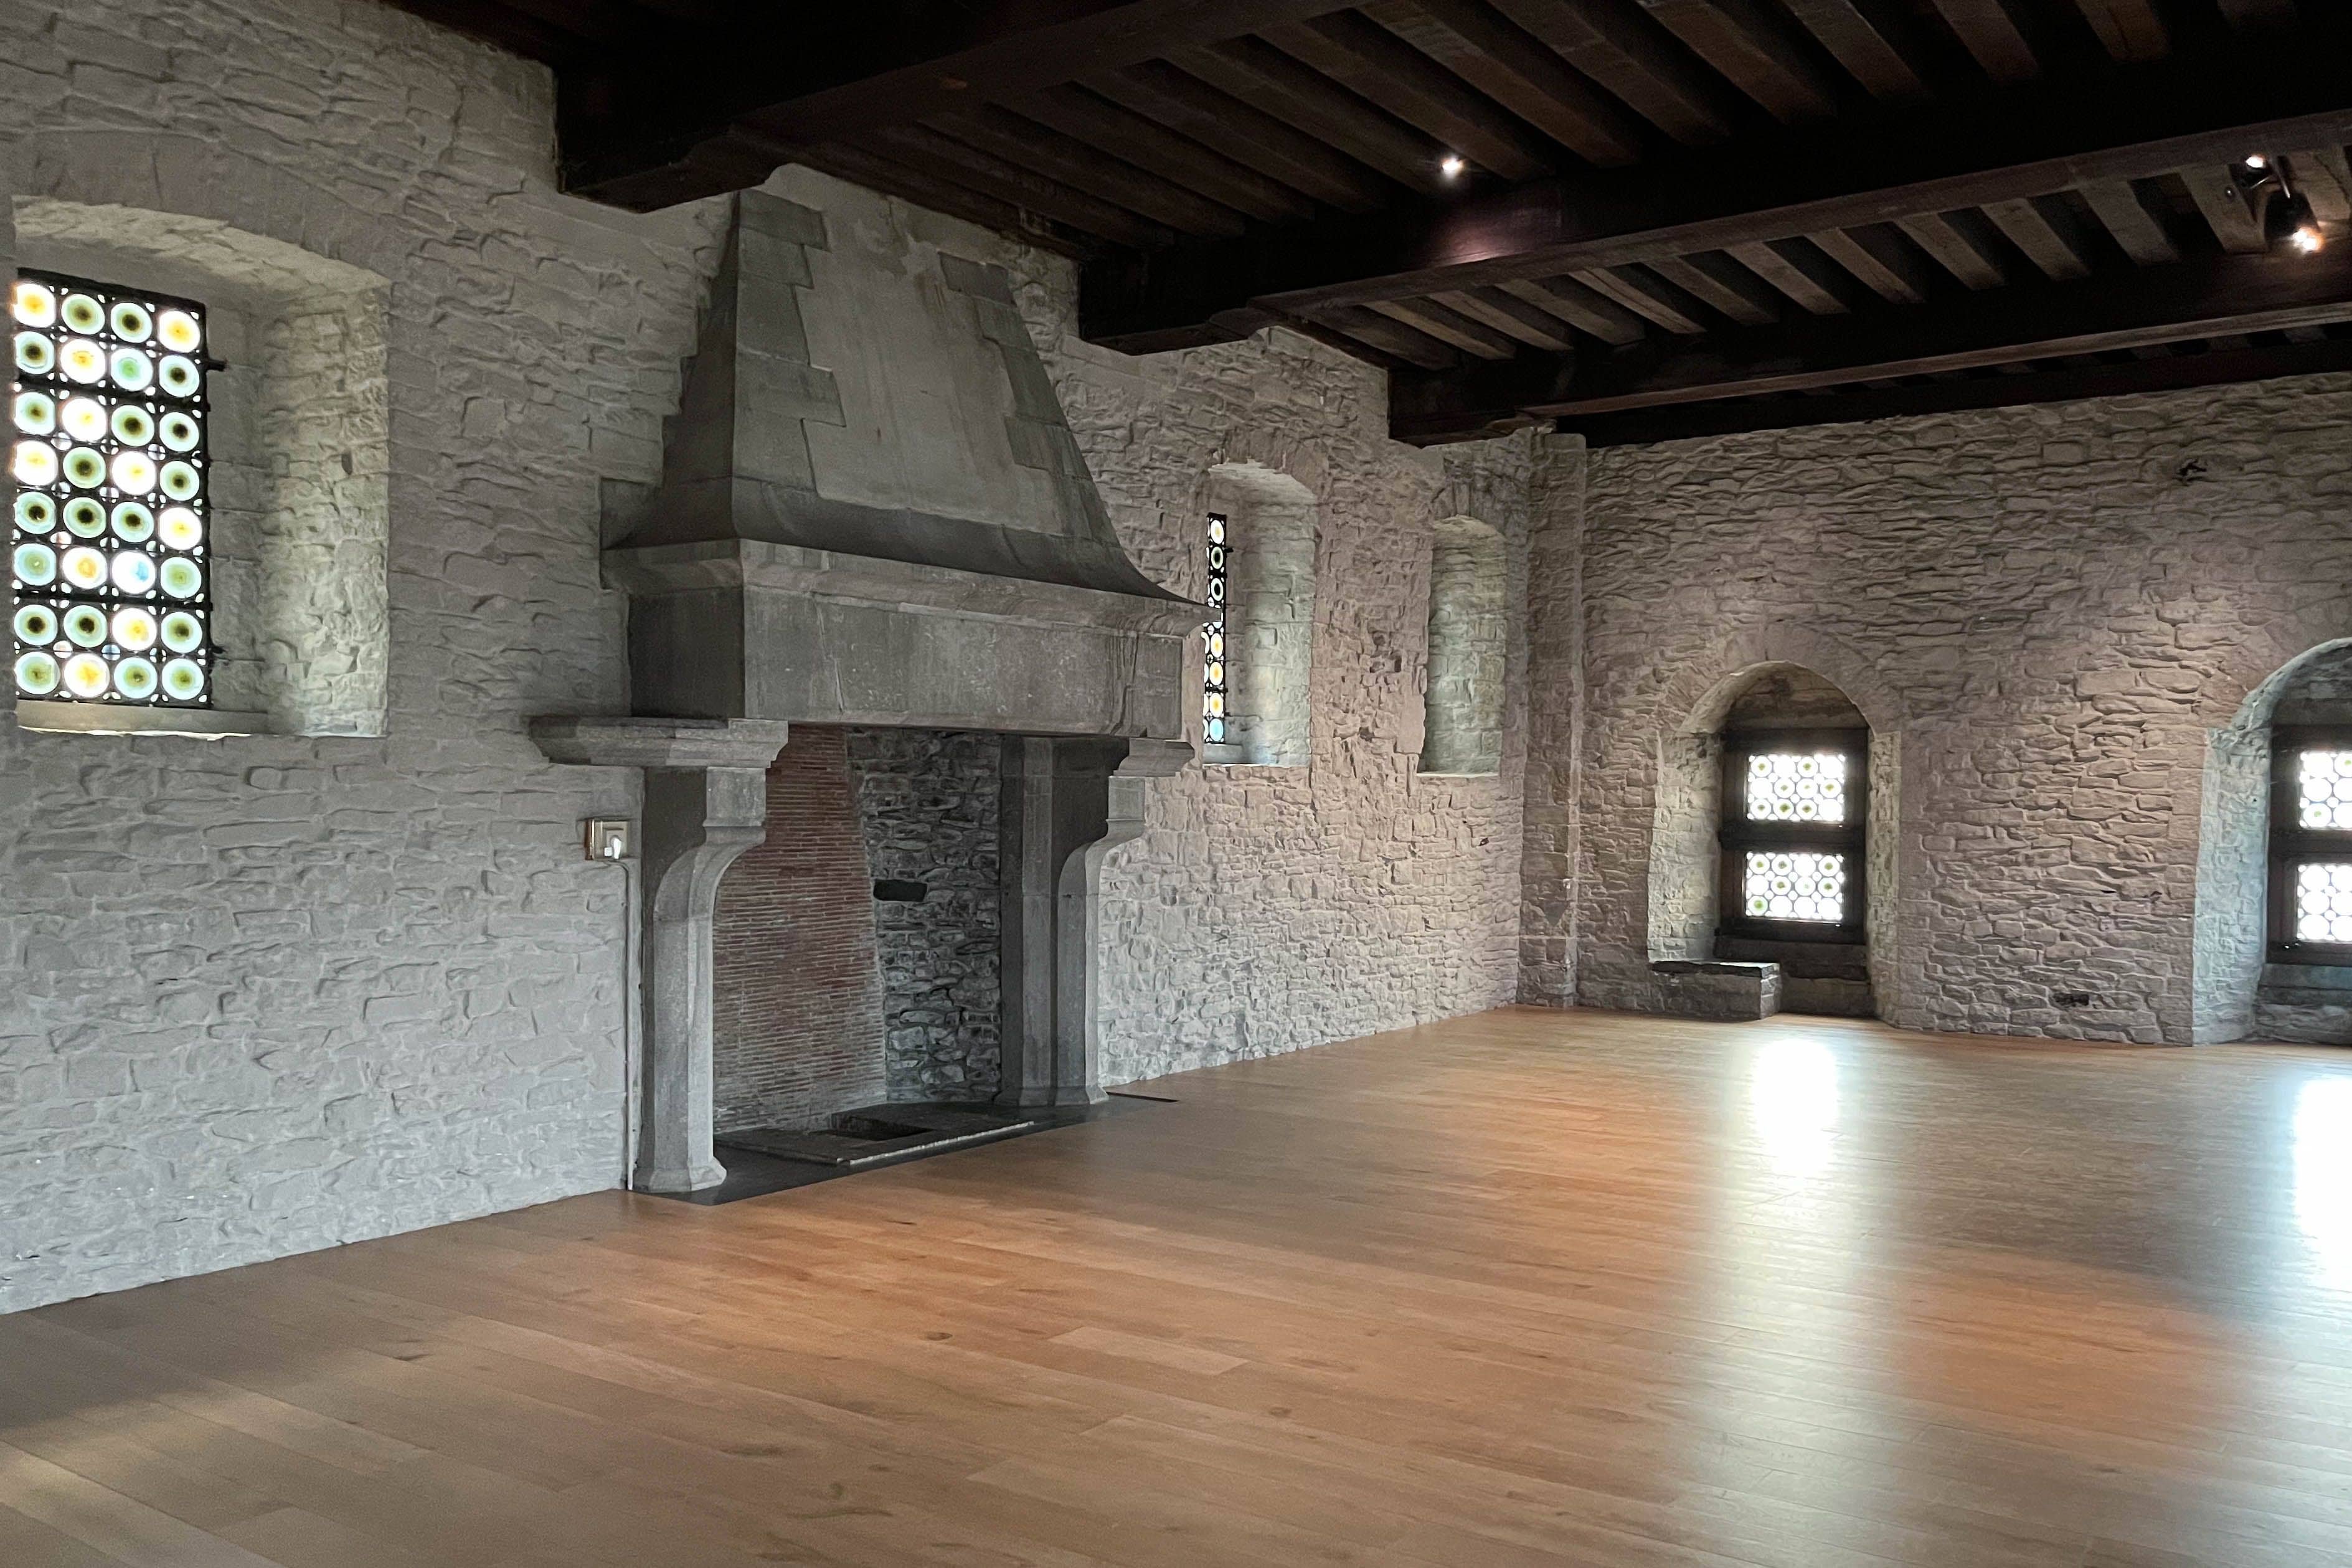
[2294,1075,2352,1297]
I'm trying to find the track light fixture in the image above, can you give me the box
[2246,157,2328,255]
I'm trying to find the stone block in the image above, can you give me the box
[1650,961,1783,1021]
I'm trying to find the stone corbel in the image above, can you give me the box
[531,717,791,1191]
[999,735,1194,1108]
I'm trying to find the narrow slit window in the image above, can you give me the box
[1202,511,1227,747]
[11,271,215,707]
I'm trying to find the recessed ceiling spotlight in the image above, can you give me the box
[1439,154,1466,180]
[2245,153,2270,169]
[2294,223,2325,254]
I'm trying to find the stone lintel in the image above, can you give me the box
[606,539,1202,637]
[529,715,792,772]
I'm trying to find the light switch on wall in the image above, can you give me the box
[585,818,633,861]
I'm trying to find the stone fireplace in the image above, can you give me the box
[532,180,1197,1191]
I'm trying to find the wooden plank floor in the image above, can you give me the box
[7,1007,2352,1567]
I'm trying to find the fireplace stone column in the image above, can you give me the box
[531,717,791,1191]
[999,736,1193,1108]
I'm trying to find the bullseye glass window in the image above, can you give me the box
[2274,735,2352,958]
[1744,851,1847,923]
[1745,751,1848,823]
[2295,862,2352,945]
[1202,511,1227,746]
[2297,749,2352,830]
[11,271,214,707]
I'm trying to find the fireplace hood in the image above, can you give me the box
[535,180,1198,1191]
[607,185,1199,737]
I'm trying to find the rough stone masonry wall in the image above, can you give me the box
[1568,380,2352,1044]
[993,276,1538,1085]
[846,728,1001,1101]
[0,0,726,1311]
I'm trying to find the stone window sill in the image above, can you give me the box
[16,700,272,739]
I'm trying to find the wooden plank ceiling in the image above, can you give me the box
[382,0,2352,445]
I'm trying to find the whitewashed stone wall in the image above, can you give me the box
[1562,382,2352,1044]
[0,0,725,1311]
[2,5,1535,1309]
[1009,304,1537,1084]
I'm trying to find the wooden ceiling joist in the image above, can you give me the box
[563,0,1373,204]
[1010,87,1323,224]
[1928,0,2041,83]
[1260,11,1557,178]
[1363,0,1648,166]
[1082,33,2352,347]
[1085,61,1396,212]
[1488,0,1745,145]
[375,0,2352,448]
[1551,334,2352,446]
[1632,0,1840,123]
[1389,240,2352,440]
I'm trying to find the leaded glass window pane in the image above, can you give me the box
[1743,851,1846,923]
[1202,511,1227,745]
[2297,862,2352,945]
[1745,750,1848,823]
[11,271,214,706]
[2297,749,2352,831]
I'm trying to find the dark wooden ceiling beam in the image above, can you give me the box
[869,125,1180,249]
[2069,0,2169,62]
[1388,239,2352,438]
[1645,252,1782,323]
[1367,296,1523,356]
[1086,62,1394,211]
[1312,304,1463,367]
[1726,237,1856,312]
[2078,177,2180,263]
[1550,334,2352,446]
[1488,0,1745,146]
[1928,0,2040,83]
[2179,164,2269,253]
[1778,0,1929,102]
[1080,29,2352,349]
[1259,11,1556,179]
[1010,86,1321,224]
[932,107,1252,235]
[2286,149,2352,224]
[2214,0,2297,26]
[1981,194,2095,279]
[1496,275,1648,342]
[795,141,1101,255]
[1569,267,1708,333]
[1432,287,1580,349]
[1896,208,2008,286]
[1167,37,1452,192]
[1631,0,1841,122]
[1363,0,1648,167]
[1806,224,1933,302]
[560,0,1369,205]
